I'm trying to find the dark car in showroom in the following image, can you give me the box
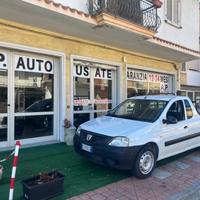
[1,98,53,139]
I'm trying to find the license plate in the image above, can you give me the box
[82,143,93,153]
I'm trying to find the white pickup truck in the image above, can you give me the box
[74,95,200,178]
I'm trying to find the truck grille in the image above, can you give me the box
[80,129,113,145]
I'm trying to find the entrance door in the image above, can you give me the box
[73,61,116,127]
[0,49,58,147]
[13,53,56,144]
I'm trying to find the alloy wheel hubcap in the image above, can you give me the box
[139,151,154,175]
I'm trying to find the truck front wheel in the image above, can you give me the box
[133,145,157,179]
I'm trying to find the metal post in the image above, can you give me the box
[8,141,21,200]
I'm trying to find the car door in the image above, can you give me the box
[159,100,189,159]
[183,99,200,148]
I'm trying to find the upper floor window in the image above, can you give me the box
[165,0,181,27]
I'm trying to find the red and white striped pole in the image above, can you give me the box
[9,141,21,200]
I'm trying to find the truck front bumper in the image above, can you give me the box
[74,134,142,170]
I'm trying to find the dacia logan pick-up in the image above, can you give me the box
[74,95,200,178]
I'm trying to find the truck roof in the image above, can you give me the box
[129,95,188,101]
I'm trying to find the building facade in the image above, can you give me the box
[178,2,200,112]
[0,0,199,148]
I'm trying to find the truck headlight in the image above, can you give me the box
[76,126,81,136]
[108,137,129,147]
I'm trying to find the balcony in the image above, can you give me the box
[88,0,161,32]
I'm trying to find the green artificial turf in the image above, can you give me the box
[0,143,129,200]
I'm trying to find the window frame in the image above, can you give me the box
[165,0,182,28]
[166,100,185,122]
[184,99,193,120]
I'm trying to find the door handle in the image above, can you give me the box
[184,126,188,129]
[7,104,10,107]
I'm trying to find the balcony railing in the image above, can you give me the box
[88,0,161,31]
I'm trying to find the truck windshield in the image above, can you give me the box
[107,99,168,122]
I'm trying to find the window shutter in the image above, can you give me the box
[166,0,172,22]
[177,0,181,26]
[173,0,178,25]
[166,0,181,26]
[173,0,181,26]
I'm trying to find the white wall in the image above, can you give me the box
[184,2,200,87]
[156,0,199,51]
[185,59,200,86]
[187,70,200,86]
[53,0,88,13]
[186,59,200,71]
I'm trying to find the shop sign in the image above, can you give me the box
[127,70,148,82]
[14,55,54,74]
[160,82,169,92]
[74,64,112,79]
[127,69,169,83]
[127,69,170,92]
[148,73,161,83]
[160,75,169,92]
[74,64,90,78]
[0,52,8,70]
[160,75,168,83]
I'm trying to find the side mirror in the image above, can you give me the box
[163,116,178,124]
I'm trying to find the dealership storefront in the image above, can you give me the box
[0,44,177,148]
[0,16,182,148]
[0,0,200,150]
[0,46,64,148]
[0,45,177,147]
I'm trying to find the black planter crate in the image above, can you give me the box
[22,171,64,200]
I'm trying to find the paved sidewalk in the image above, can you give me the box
[68,149,200,200]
